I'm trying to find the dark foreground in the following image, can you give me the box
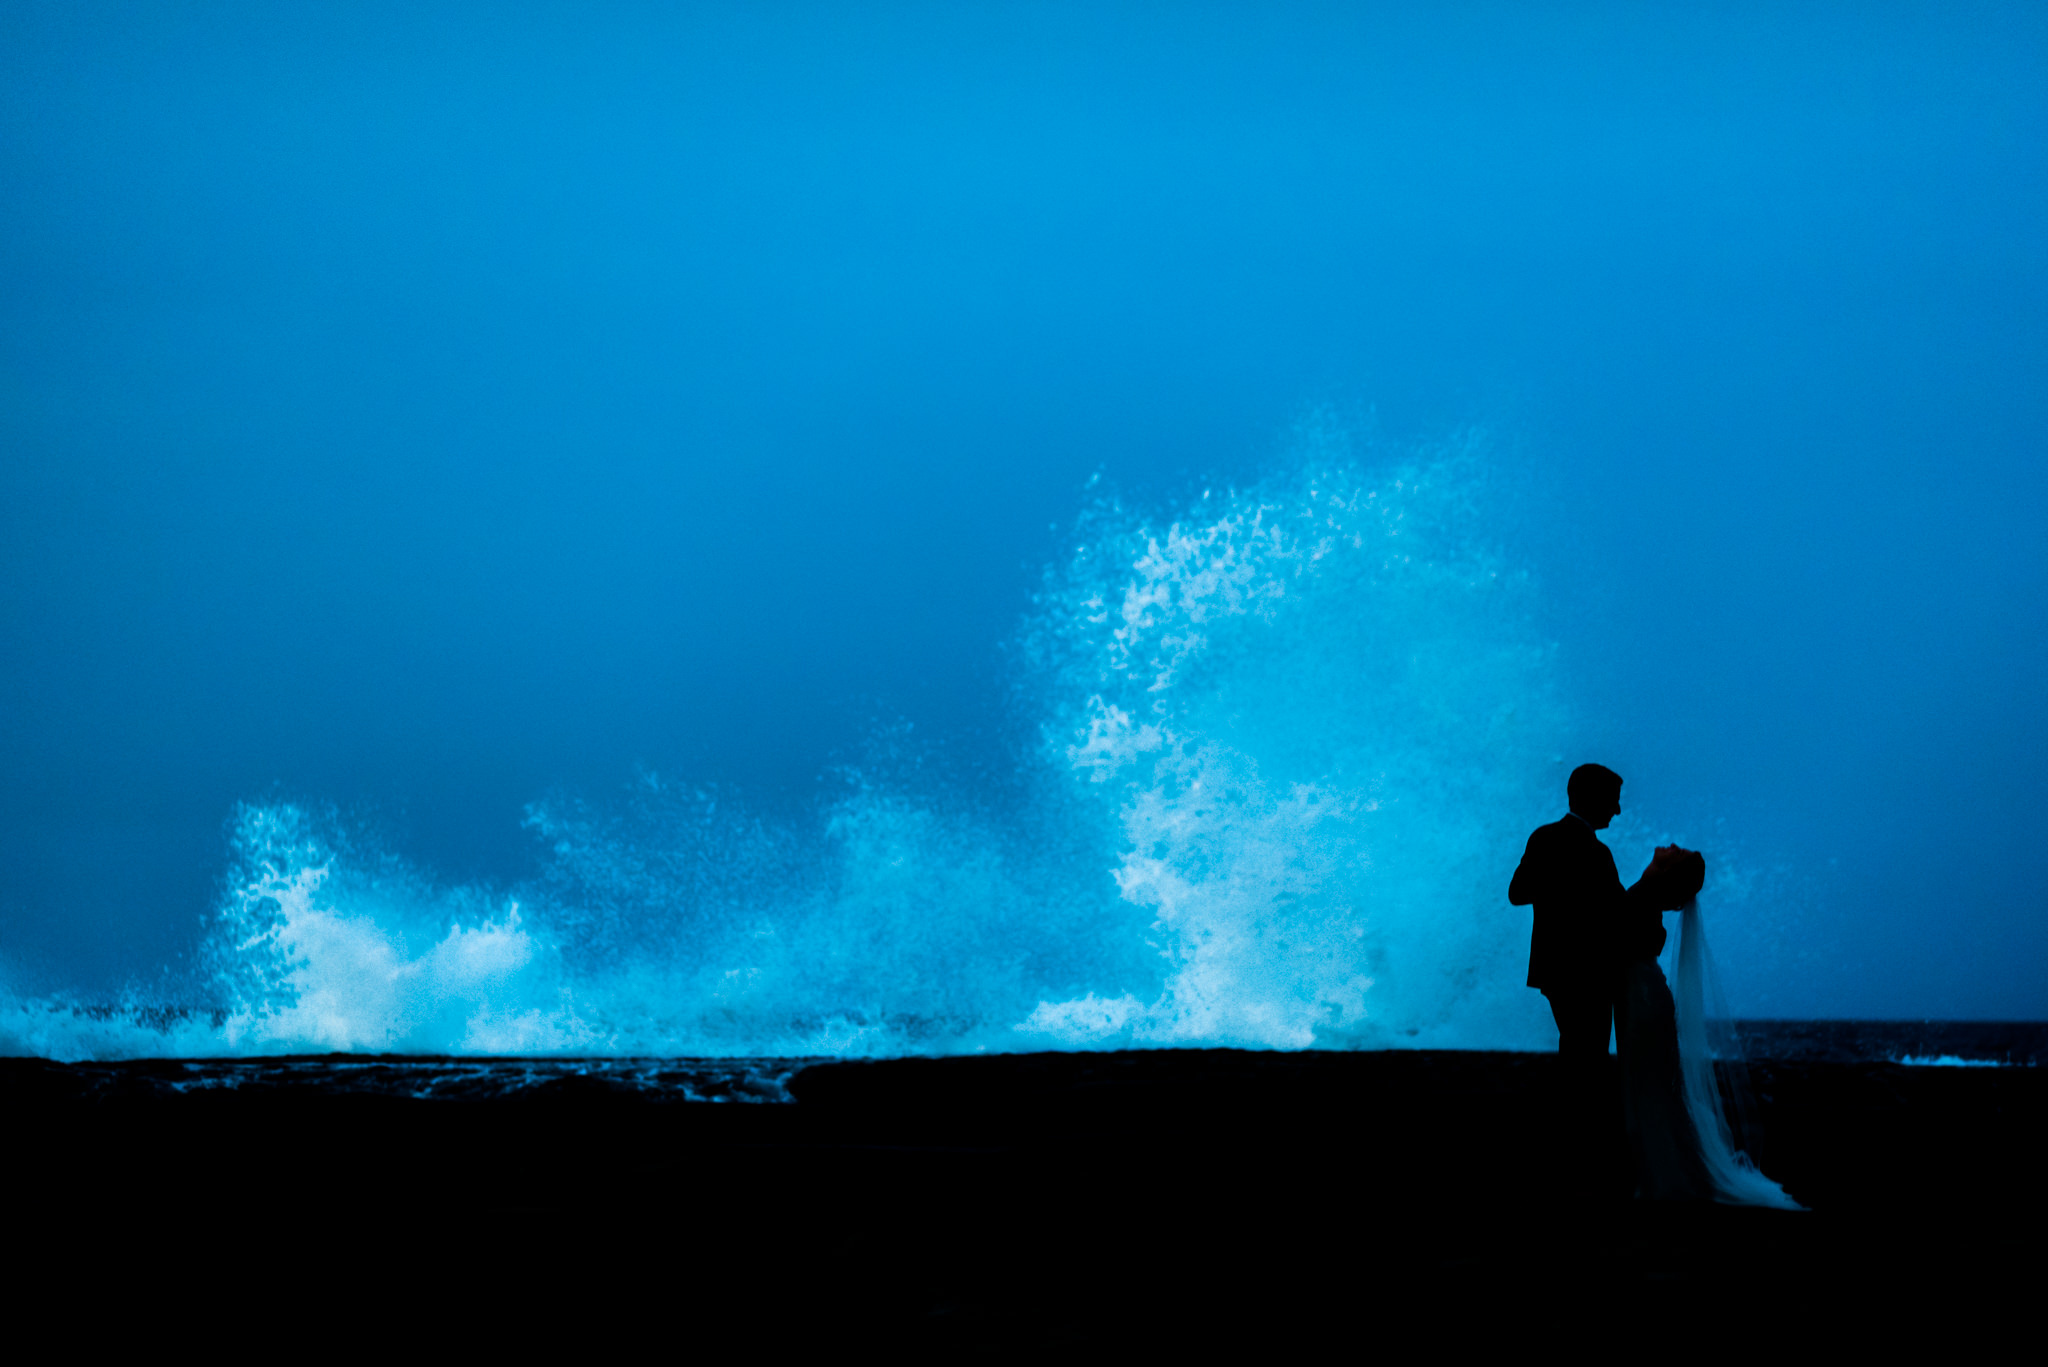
[8,1050,2042,1349]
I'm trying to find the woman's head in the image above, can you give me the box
[1651,844,1708,908]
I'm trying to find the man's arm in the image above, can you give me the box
[1618,847,1690,963]
[1508,828,1546,906]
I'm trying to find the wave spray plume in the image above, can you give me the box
[3,420,1573,1059]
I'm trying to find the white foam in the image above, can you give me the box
[1021,420,1563,1050]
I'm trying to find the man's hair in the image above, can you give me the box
[1567,763,1623,810]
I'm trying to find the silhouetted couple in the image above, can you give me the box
[1510,764,1799,1207]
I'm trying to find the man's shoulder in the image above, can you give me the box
[1525,817,1613,874]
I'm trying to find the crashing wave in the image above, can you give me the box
[5,419,1573,1058]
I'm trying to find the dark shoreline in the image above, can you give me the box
[8,1047,2041,1345]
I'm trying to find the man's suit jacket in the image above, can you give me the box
[1508,814,1659,992]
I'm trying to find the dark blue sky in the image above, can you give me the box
[3,2,2044,1016]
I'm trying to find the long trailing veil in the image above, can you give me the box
[1670,897,1803,1209]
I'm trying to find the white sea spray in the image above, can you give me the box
[7,422,1575,1058]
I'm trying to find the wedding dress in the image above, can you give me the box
[1622,895,1802,1208]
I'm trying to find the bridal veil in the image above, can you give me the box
[1671,899,1803,1209]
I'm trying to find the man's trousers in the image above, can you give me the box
[1543,985,1622,1195]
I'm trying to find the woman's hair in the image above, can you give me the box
[1653,848,1708,909]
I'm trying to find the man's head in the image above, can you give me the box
[1567,763,1623,829]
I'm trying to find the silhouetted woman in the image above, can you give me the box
[1621,846,1800,1207]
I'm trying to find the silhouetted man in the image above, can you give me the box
[1508,763,1669,1191]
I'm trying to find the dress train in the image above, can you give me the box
[1622,897,1802,1205]
[1667,898,1802,1209]
[1622,897,1802,1208]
